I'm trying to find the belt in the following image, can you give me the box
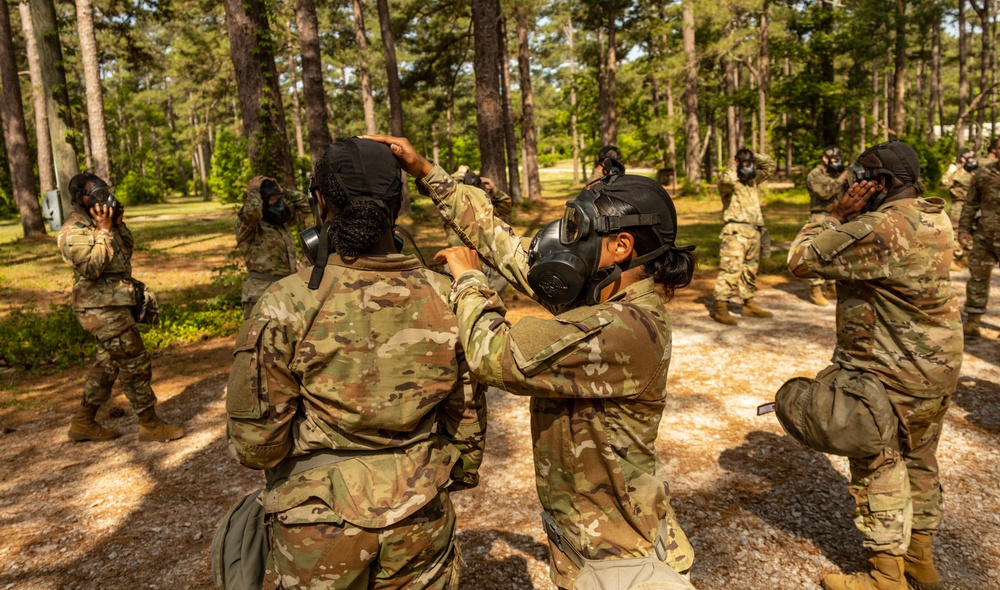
[98,272,129,281]
[264,448,374,488]
[248,270,288,283]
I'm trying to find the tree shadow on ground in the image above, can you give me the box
[951,376,1000,434]
[457,529,549,590]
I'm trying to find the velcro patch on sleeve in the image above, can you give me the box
[810,221,874,262]
[509,308,610,375]
[226,318,269,418]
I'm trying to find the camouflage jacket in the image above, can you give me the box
[788,197,963,398]
[806,164,849,214]
[417,165,695,571]
[719,153,776,228]
[959,161,1000,236]
[57,210,136,309]
[226,253,486,529]
[940,163,974,203]
[235,188,312,279]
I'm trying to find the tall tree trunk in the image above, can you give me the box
[471,0,507,192]
[784,58,792,174]
[1,0,45,235]
[958,0,969,150]
[74,0,110,180]
[666,82,678,188]
[725,57,737,157]
[600,4,617,146]
[445,98,454,172]
[165,91,188,196]
[972,0,993,149]
[375,0,408,208]
[889,0,907,138]
[928,13,941,144]
[18,3,54,192]
[883,62,890,142]
[287,22,305,158]
[757,0,769,153]
[681,0,701,183]
[735,63,745,148]
[295,0,331,166]
[223,0,294,185]
[143,73,163,194]
[498,15,521,201]
[351,0,377,135]
[29,0,78,215]
[566,16,579,184]
[516,11,541,202]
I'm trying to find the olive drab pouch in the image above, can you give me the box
[542,512,697,590]
[211,490,268,590]
[774,363,897,458]
[129,279,160,326]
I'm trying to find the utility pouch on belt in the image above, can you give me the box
[541,512,696,590]
[759,226,771,259]
[211,450,358,590]
[774,363,897,458]
[128,279,159,325]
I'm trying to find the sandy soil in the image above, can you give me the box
[1,259,998,590]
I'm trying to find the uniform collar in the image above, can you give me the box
[607,277,657,303]
[326,253,424,272]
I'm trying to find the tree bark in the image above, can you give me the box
[889,0,907,138]
[471,0,507,193]
[516,11,541,202]
[375,0,408,208]
[287,22,305,158]
[757,0,769,153]
[725,56,737,158]
[17,2,54,192]
[498,15,521,201]
[600,4,617,146]
[223,0,294,185]
[74,0,110,180]
[566,16,579,184]
[665,82,677,189]
[294,0,330,166]
[29,0,79,215]
[165,89,188,196]
[1,0,45,235]
[681,0,701,183]
[784,57,792,175]
[928,11,941,144]
[958,0,968,150]
[352,0,377,135]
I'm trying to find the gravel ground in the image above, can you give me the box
[0,267,997,590]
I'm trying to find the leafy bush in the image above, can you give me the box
[537,151,561,168]
[115,170,161,206]
[0,305,93,371]
[209,129,252,204]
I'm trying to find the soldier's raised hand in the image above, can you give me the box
[247,175,272,192]
[481,177,496,193]
[830,180,877,223]
[90,202,113,231]
[434,246,482,277]
[362,135,434,178]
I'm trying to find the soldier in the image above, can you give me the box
[958,138,1000,338]
[225,138,486,589]
[234,175,312,319]
[787,141,962,590]
[713,148,776,325]
[57,173,185,443]
[447,165,513,246]
[369,134,698,589]
[940,149,979,269]
[803,146,850,306]
[589,144,626,182]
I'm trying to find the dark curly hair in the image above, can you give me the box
[594,195,694,301]
[313,159,401,258]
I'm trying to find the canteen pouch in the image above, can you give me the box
[211,489,268,590]
[774,364,897,458]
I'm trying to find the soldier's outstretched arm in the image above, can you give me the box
[285,189,314,227]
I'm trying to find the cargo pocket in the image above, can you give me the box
[861,460,911,548]
[227,318,269,419]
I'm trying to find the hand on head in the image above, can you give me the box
[360,135,435,178]
[247,175,273,192]
[481,177,496,192]
[830,180,877,223]
[90,202,114,231]
[434,247,482,277]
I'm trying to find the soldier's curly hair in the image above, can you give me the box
[313,162,401,258]
[594,195,694,301]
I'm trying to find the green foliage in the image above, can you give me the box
[209,129,252,204]
[137,301,242,350]
[115,170,162,206]
[0,306,93,371]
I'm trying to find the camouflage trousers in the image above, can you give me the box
[964,230,1000,314]
[948,200,967,261]
[268,490,459,590]
[805,213,837,288]
[848,387,950,555]
[242,274,279,320]
[714,223,761,303]
[74,306,157,413]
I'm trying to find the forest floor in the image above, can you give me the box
[0,178,998,590]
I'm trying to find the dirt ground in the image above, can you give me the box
[1,205,999,590]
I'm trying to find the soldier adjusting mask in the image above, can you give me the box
[849,140,921,213]
[962,151,979,172]
[736,149,756,183]
[824,147,845,175]
[85,181,123,219]
[260,179,293,226]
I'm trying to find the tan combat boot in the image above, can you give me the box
[713,300,738,326]
[821,553,907,590]
[810,285,830,306]
[904,531,942,590]
[137,407,185,442]
[742,299,774,318]
[826,282,837,299]
[67,403,121,442]
[963,313,982,338]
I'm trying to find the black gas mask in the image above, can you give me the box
[84,182,123,219]
[260,180,294,226]
[463,171,486,191]
[825,147,845,175]
[962,152,979,173]
[597,146,626,178]
[736,149,756,183]
[526,176,691,309]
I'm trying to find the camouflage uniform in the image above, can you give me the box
[226,253,486,590]
[940,163,975,262]
[57,211,157,414]
[447,172,513,294]
[804,164,849,288]
[959,161,1000,315]
[715,153,776,303]
[788,195,963,555]
[235,188,312,319]
[417,165,694,589]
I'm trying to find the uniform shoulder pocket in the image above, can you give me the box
[509,307,611,375]
[227,318,270,419]
[810,221,875,262]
